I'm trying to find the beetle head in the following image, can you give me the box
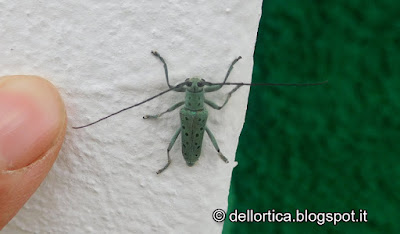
[185,77,207,92]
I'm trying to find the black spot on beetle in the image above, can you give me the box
[185,133,189,136]
[196,133,199,137]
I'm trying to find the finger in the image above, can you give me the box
[0,75,67,230]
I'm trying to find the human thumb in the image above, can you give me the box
[0,75,66,229]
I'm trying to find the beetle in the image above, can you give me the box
[74,51,327,174]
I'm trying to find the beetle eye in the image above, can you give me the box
[186,82,192,87]
[197,82,204,87]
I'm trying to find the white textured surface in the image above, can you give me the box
[1,1,262,233]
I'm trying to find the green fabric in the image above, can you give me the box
[224,0,400,233]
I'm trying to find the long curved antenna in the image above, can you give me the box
[73,82,185,129]
[206,80,328,87]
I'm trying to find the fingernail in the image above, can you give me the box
[0,76,64,171]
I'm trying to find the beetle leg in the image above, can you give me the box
[157,127,182,174]
[204,56,242,92]
[205,85,242,110]
[151,50,185,92]
[143,101,185,119]
[205,126,229,163]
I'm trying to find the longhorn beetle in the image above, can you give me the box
[74,51,327,174]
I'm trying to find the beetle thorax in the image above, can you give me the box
[184,91,205,111]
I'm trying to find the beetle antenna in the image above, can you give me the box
[206,80,328,86]
[207,80,328,87]
[73,82,186,129]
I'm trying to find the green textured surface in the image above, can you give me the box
[224,0,400,233]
